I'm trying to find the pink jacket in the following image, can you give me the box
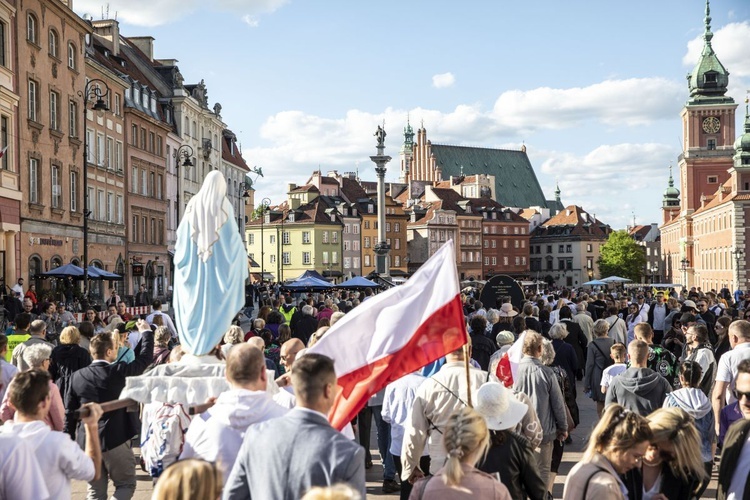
[0,379,65,432]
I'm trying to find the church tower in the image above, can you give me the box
[662,165,681,224]
[399,117,415,184]
[679,0,737,213]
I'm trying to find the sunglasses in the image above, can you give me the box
[734,389,750,401]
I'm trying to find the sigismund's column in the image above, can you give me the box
[371,125,391,277]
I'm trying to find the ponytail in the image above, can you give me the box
[441,407,489,487]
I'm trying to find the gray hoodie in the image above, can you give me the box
[604,367,672,416]
[664,387,715,462]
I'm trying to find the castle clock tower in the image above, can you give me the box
[679,0,737,213]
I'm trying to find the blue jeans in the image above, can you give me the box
[370,405,396,481]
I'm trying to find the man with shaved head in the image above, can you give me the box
[280,338,305,373]
[180,343,287,485]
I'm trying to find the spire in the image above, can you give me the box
[687,0,730,101]
[733,94,750,156]
[668,164,675,187]
[554,181,561,203]
[663,164,680,207]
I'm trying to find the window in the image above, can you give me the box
[116,195,123,223]
[158,220,164,245]
[29,158,38,204]
[515,257,521,266]
[96,133,104,166]
[269,234,275,244]
[131,124,137,146]
[48,29,58,57]
[140,127,146,149]
[95,190,104,220]
[68,101,77,137]
[707,175,718,184]
[503,256,509,266]
[364,254,371,267]
[364,221,370,229]
[492,256,497,265]
[249,234,254,245]
[70,172,77,212]
[353,257,360,268]
[51,165,61,208]
[322,251,329,264]
[132,167,138,193]
[87,186,94,217]
[503,240,508,249]
[149,172,154,197]
[352,240,360,251]
[151,218,156,243]
[386,222,391,232]
[0,115,7,170]
[157,174,163,199]
[282,232,290,245]
[132,216,138,241]
[0,21,6,67]
[142,216,147,242]
[586,244,592,252]
[141,169,147,196]
[484,240,489,248]
[107,192,113,222]
[559,245,564,253]
[116,142,122,171]
[114,94,120,115]
[283,252,291,265]
[148,132,154,153]
[707,139,716,150]
[106,137,114,169]
[322,231,328,243]
[156,136,162,156]
[67,43,76,69]
[353,224,360,234]
[492,240,496,248]
[302,231,311,244]
[27,13,37,44]
[332,232,338,244]
[395,222,400,232]
[364,236,370,248]
[303,252,311,265]
[49,91,59,130]
[343,257,351,269]
[28,80,38,121]
[343,240,350,251]
[394,255,400,267]
[566,244,572,253]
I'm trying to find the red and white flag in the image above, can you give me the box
[308,240,467,430]
[0,146,7,159]
[496,330,526,387]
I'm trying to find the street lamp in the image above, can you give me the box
[238,166,264,244]
[260,197,271,283]
[734,248,744,291]
[174,144,194,225]
[651,266,659,284]
[680,258,690,290]
[78,79,110,299]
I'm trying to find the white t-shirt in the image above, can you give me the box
[716,343,750,404]
[0,433,50,500]
[0,420,94,500]
[601,363,628,390]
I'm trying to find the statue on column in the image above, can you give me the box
[375,125,386,148]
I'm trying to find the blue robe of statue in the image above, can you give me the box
[173,212,248,356]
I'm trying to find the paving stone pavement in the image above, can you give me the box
[71,380,720,499]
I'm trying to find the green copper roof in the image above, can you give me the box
[735,100,750,154]
[687,0,731,103]
[663,165,680,206]
[429,144,550,209]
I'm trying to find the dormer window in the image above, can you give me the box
[368,204,373,214]
[705,72,718,84]
[288,213,295,222]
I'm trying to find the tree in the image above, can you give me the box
[597,230,647,282]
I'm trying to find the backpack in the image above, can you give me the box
[140,403,191,478]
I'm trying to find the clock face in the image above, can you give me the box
[703,116,720,134]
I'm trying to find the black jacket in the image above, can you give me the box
[717,419,750,500]
[50,343,92,437]
[470,331,496,371]
[478,431,548,500]
[67,330,154,451]
[293,314,318,344]
[623,460,701,500]
[560,319,587,376]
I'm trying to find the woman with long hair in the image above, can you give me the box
[624,407,707,500]
[153,458,222,500]
[563,404,652,500]
[662,361,714,497]
[713,316,733,363]
[256,305,272,323]
[86,309,105,334]
[410,407,511,499]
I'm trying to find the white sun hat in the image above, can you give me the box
[474,382,528,431]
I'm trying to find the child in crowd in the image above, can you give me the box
[600,343,627,394]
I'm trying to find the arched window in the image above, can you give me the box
[67,42,76,69]
[27,13,37,44]
[48,29,58,57]
[50,255,62,268]
[89,260,104,300]
[28,255,42,291]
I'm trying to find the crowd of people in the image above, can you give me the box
[0,281,749,499]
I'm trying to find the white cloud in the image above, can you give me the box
[492,78,684,131]
[75,0,287,27]
[242,15,260,27]
[683,21,750,78]
[432,72,456,89]
[537,143,675,228]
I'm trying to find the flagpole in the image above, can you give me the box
[463,332,472,408]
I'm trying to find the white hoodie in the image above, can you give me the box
[0,420,95,500]
[664,387,712,420]
[180,388,287,484]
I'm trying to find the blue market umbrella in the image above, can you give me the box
[87,266,123,280]
[39,263,84,278]
[337,276,380,290]
[601,276,632,283]
[282,275,332,292]
[582,279,608,286]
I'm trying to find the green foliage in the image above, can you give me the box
[597,230,647,282]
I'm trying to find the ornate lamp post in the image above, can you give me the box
[370,125,392,277]
[260,197,271,283]
[734,248,744,291]
[238,166,263,245]
[680,257,690,290]
[78,79,110,298]
[174,145,194,225]
[651,265,659,284]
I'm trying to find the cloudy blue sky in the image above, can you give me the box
[75,0,750,229]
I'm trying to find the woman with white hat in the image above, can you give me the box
[476,382,549,500]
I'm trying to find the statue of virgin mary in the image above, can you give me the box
[172,170,248,356]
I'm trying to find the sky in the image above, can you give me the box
[75,0,750,229]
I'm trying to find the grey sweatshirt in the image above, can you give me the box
[513,356,567,443]
[604,367,672,416]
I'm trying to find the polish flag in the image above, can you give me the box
[308,240,467,430]
[0,146,7,159]
[496,330,526,387]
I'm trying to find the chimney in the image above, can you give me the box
[290,198,301,210]
[128,36,155,62]
[287,183,297,193]
[91,20,120,56]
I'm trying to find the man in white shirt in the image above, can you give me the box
[0,369,103,500]
[648,292,668,344]
[0,434,49,499]
[146,299,177,339]
[713,319,750,435]
[181,344,287,484]
[10,277,23,298]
